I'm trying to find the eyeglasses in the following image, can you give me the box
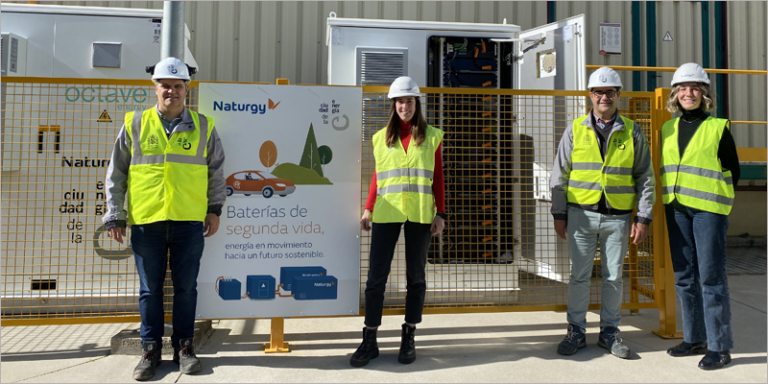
[591,91,617,98]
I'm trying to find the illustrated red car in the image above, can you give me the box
[225,170,296,198]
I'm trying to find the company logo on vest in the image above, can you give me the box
[213,98,281,115]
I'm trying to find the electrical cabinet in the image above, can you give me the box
[327,15,587,282]
[426,36,514,264]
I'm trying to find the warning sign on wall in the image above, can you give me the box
[97,110,112,123]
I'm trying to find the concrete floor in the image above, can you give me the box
[1,272,765,383]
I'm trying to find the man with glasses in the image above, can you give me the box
[550,66,656,359]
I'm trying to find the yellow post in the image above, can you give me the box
[650,88,682,339]
[264,79,291,353]
[628,242,639,314]
[263,77,293,353]
[265,317,291,353]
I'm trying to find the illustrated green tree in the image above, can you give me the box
[299,123,324,177]
[259,140,278,173]
[318,145,333,175]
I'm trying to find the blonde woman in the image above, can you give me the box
[660,63,740,370]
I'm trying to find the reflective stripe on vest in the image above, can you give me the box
[371,125,443,224]
[660,117,734,215]
[125,108,214,225]
[566,115,637,210]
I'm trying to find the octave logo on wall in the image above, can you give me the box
[198,83,362,319]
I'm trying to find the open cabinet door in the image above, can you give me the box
[512,15,586,283]
[515,14,586,91]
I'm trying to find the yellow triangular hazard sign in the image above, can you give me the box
[97,110,112,123]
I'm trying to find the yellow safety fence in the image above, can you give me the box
[587,65,768,164]
[0,76,718,341]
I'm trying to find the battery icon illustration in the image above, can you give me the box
[246,275,276,300]
[290,275,338,300]
[217,277,242,301]
[280,266,326,292]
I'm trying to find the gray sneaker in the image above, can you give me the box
[133,341,162,381]
[597,327,631,359]
[557,324,586,355]
[173,338,202,374]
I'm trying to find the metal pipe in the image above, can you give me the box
[722,2,730,118]
[631,2,642,91]
[646,2,657,91]
[161,1,185,60]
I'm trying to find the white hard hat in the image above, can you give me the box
[149,57,191,81]
[388,76,422,99]
[587,66,623,90]
[671,62,710,86]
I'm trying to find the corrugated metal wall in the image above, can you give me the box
[555,1,767,148]
[17,1,768,146]
[42,1,549,83]
[724,1,767,148]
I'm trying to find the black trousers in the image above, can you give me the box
[364,221,432,327]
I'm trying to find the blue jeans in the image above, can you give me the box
[566,206,631,332]
[131,221,205,347]
[364,221,432,327]
[665,204,733,352]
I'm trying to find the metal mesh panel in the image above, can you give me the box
[362,87,658,312]
[1,78,658,324]
[0,79,216,322]
[1,80,156,321]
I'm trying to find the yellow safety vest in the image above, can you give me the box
[125,108,214,225]
[661,117,734,215]
[566,115,637,210]
[371,125,444,224]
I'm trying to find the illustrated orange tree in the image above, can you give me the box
[259,140,278,172]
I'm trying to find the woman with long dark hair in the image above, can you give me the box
[350,77,446,367]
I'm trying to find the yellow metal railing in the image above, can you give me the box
[589,65,768,164]
[586,65,768,76]
[2,78,673,339]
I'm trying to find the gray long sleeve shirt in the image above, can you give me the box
[550,109,656,223]
[102,106,227,228]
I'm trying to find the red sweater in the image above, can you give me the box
[365,121,445,214]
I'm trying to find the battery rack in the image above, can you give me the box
[428,36,514,265]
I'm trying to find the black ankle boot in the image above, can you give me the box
[350,327,379,367]
[398,324,416,364]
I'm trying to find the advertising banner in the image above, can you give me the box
[196,83,362,318]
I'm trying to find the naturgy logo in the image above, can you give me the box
[213,98,281,115]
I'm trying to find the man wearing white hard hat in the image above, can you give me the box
[350,76,446,367]
[550,67,655,359]
[103,57,226,380]
[660,63,738,370]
